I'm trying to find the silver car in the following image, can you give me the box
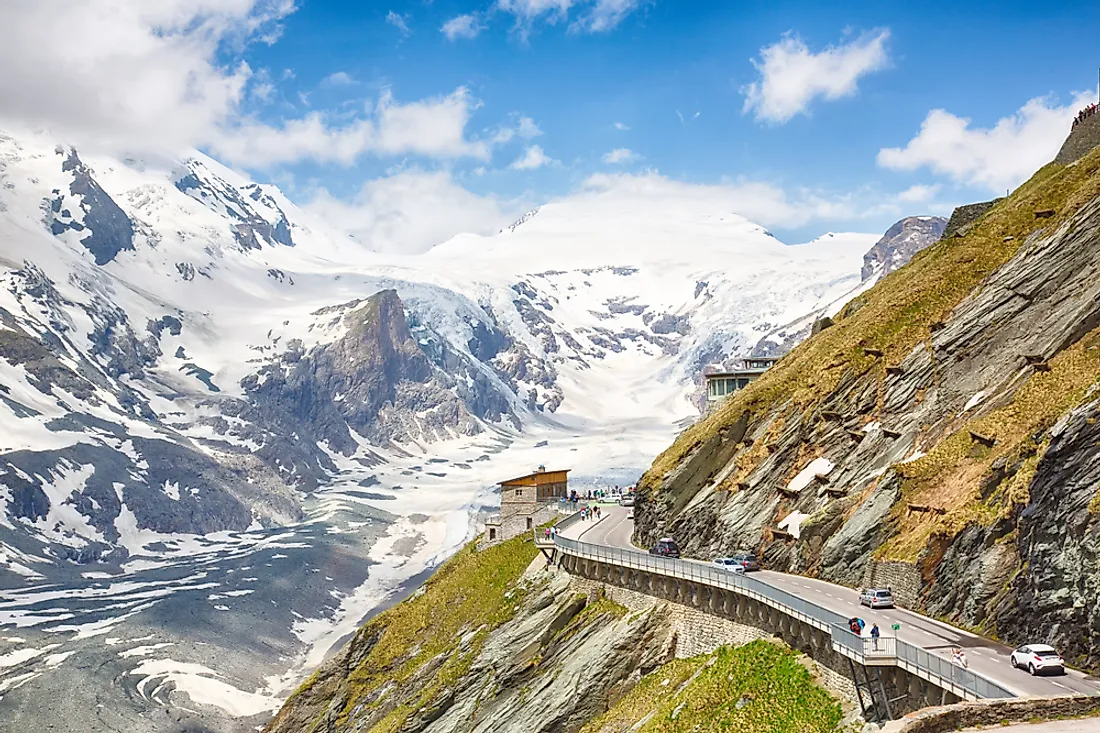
[859,588,894,609]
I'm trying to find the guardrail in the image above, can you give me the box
[552,532,1014,701]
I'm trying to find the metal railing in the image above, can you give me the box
[831,623,896,659]
[552,532,1014,700]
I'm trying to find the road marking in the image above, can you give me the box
[1051,681,1070,690]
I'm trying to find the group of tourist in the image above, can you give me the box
[1073,103,1098,128]
[579,505,602,521]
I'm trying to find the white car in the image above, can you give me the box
[712,558,747,574]
[1010,644,1065,676]
[620,495,635,507]
[626,508,634,519]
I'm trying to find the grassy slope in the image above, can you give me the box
[639,148,1100,560]
[580,640,843,733]
[275,532,540,733]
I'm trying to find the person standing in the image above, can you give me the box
[870,623,880,651]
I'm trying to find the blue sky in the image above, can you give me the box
[2,1,1099,251]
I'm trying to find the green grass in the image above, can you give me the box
[640,146,1100,496]
[285,532,540,732]
[580,640,842,733]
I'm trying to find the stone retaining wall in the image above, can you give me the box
[568,574,860,704]
[1055,112,1100,166]
[943,200,1000,238]
[861,561,923,609]
[886,694,1100,733]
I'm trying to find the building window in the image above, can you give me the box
[526,517,533,530]
[489,528,497,540]
[514,488,522,497]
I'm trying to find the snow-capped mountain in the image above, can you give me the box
[0,127,913,730]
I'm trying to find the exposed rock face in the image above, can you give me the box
[242,290,498,451]
[50,149,135,265]
[860,216,947,281]
[634,149,1100,669]
[266,570,675,733]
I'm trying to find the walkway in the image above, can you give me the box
[576,506,1100,700]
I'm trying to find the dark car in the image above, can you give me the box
[649,537,680,558]
[730,553,761,571]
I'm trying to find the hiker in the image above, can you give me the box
[870,623,880,651]
[848,617,861,635]
[545,527,551,540]
[952,647,968,669]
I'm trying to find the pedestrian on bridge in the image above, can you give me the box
[870,623,880,651]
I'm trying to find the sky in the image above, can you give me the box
[1,0,1099,253]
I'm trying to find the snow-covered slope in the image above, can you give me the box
[0,127,895,729]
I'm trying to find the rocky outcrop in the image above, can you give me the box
[266,543,677,733]
[238,290,512,486]
[50,149,134,265]
[861,216,947,281]
[635,147,1100,668]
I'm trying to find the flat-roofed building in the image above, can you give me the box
[704,356,781,407]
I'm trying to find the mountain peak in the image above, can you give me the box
[860,215,947,282]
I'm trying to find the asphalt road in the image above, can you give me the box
[577,506,1100,699]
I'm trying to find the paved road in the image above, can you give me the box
[577,506,1100,699]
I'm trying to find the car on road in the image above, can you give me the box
[1010,644,1065,676]
[728,553,760,572]
[712,557,747,574]
[620,496,635,507]
[859,588,895,609]
[626,508,634,519]
[649,537,680,558]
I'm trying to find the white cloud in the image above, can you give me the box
[213,87,490,166]
[602,147,640,164]
[580,171,875,229]
[877,93,1093,192]
[613,121,630,131]
[496,0,642,38]
[0,0,293,155]
[0,1,496,169]
[742,29,891,124]
[491,116,543,145]
[442,13,485,41]
[510,144,555,170]
[576,0,643,32]
[321,71,356,87]
[307,169,520,254]
[896,184,941,203]
[386,10,412,36]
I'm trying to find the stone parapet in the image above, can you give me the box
[884,694,1100,733]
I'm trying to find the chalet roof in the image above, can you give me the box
[499,469,570,486]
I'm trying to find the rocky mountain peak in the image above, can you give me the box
[860,215,947,281]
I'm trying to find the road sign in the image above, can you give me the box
[891,623,901,631]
